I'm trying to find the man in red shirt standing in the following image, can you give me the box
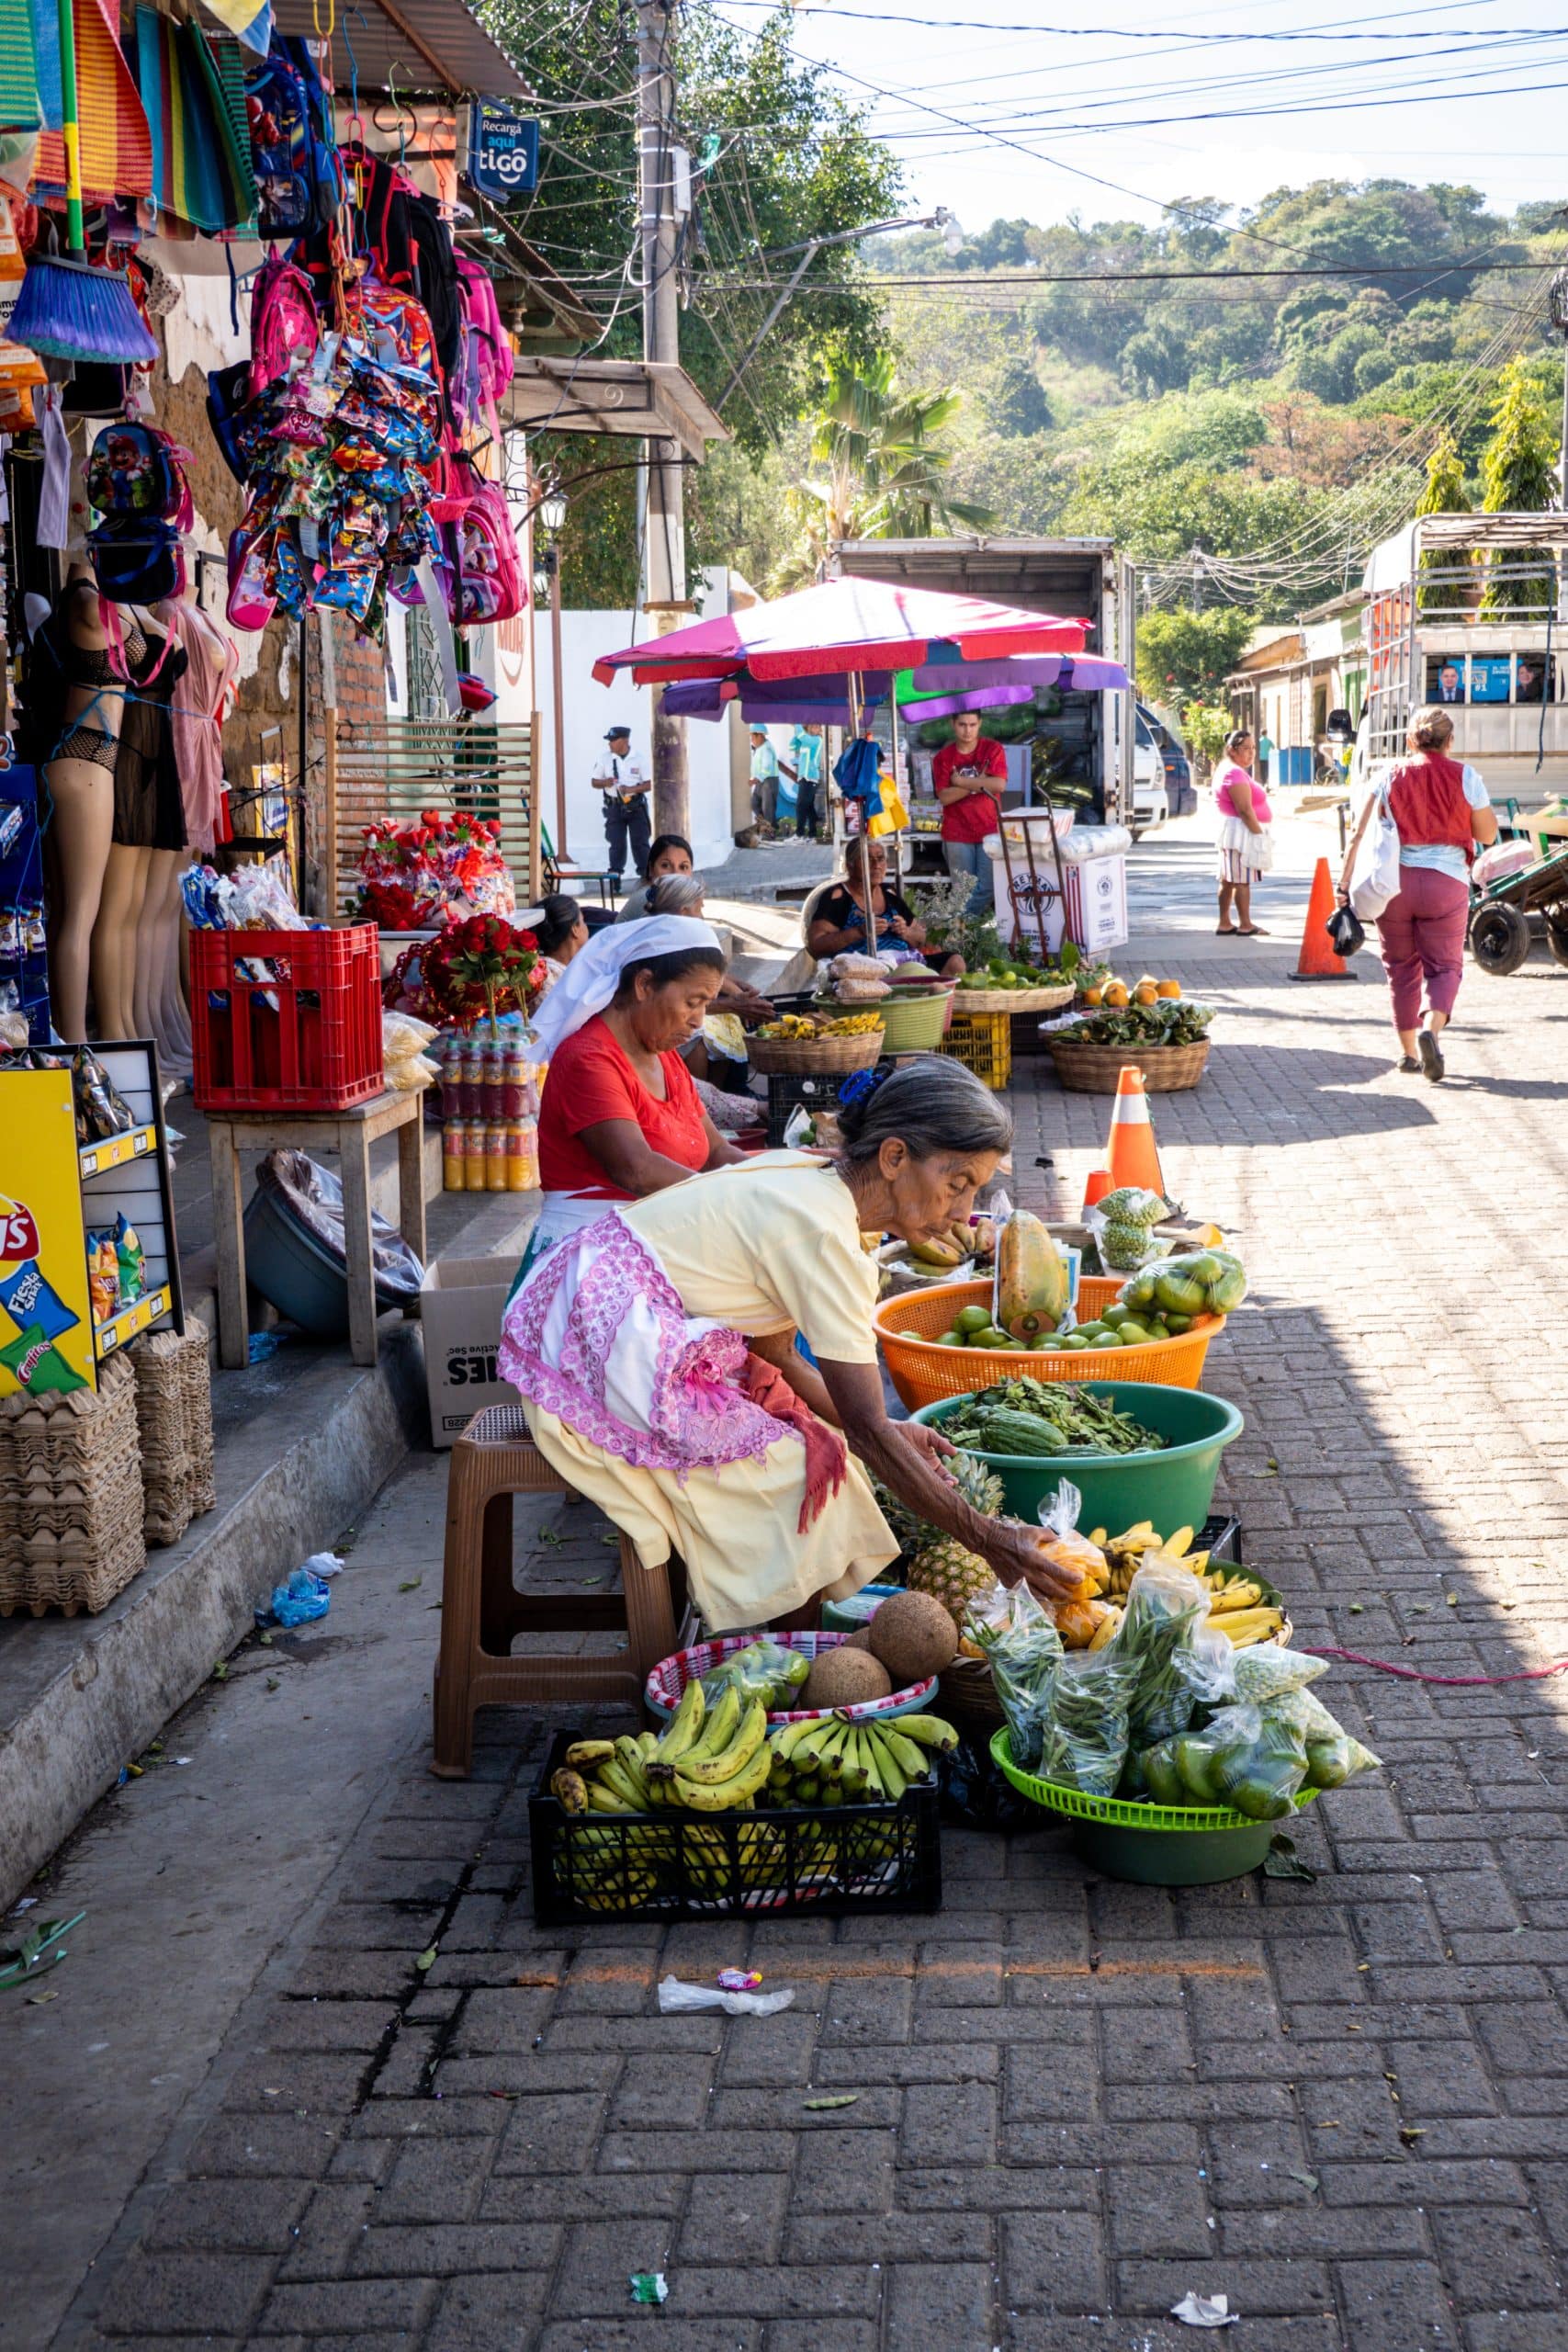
[931,709,1010,914]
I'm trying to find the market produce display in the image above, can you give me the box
[901,1216,997,1273]
[995,1205,1070,1340]
[767,1709,958,1805]
[1120,1249,1247,1317]
[1056,999,1214,1049]
[698,1639,812,1711]
[1077,974,1182,1009]
[956,954,1082,994]
[971,1552,1380,1819]
[943,1375,1167,1457]
[754,1012,884,1041]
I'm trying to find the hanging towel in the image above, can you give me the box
[34,0,151,201]
[36,383,70,548]
[0,0,40,132]
[135,10,254,233]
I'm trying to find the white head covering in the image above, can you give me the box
[528,914,725,1059]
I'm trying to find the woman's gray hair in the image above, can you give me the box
[646,873,706,918]
[837,1056,1012,1166]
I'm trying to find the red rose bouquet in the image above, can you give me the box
[418,913,539,1034]
[355,808,514,931]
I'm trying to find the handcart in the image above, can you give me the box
[1468,840,1568,975]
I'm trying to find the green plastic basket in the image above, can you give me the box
[911,1381,1243,1532]
[989,1725,1317,1886]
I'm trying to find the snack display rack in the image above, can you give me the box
[0,1041,184,1396]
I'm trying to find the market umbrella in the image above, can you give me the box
[591,574,1089,689]
[659,652,1130,725]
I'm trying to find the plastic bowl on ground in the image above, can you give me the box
[242,1179,412,1338]
[990,1725,1317,1886]
[876,1277,1224,1410]
[645,1629,937,1725]
[909,1381,1243,1532]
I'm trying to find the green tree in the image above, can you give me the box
[1478,357,1557,615]
[1135,605,1255,704]
[1415,434,1472,614]
[983,354,1053,439]
[777,356,993,583]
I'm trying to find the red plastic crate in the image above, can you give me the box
[190,925,384,1112]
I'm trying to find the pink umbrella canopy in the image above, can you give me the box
[592,575,1089,688]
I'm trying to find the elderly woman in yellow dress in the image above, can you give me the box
[499,1057,1075,1634]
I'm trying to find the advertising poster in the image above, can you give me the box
[0,1069,95,1396]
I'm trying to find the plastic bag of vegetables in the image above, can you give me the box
[1118,1249,1247,1321]
[1114,1555,1213,1747]
[1039,1646,1140,1796]
[965,1579,1066,1771]
[1264,1685,1382,1790]
[699,1638,810,1710]
[1087,1186,1168,1274]
[1033,1480,1114,1649]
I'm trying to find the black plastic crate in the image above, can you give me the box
[764,1069,847,1148]
[529,1731,942,1924]
[1200,1512,1241,1566]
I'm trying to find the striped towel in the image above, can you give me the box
[136,8,254,233]
[0,0,41,133]
[34,0,151,201]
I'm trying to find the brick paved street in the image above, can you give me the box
[12,831,1568,2352]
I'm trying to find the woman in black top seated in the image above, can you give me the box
[806,839,964,977]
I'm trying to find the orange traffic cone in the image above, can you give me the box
[1104,1069,1166,1198]
[1082,1167,1112,1213]
[1289,858,1352,981]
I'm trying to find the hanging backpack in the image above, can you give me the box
[245,39,343,239]
[454,254,512,435]
[444,481,525,626]
[86,421,193,530]
[248,254,321,401]
[90,515,186,605]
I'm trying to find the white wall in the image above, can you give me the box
[514,607,739,872]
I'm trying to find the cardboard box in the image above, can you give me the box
[420,1255,522,1448]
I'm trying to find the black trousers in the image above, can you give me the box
[795,777,818,840]
[604,792,651,880]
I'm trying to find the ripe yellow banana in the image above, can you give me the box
[564,1739,616,1770]
[673,1738,773,1810]
[1210,1579,1264,1613]
[683,1682,740,1764]
[551,1769,589,1813]
[676,1698,768,1788]
[656,1678,705,1765]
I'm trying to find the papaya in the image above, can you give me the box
[995,1207,1068,1340]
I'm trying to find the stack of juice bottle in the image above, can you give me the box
[435,1031,540,1193]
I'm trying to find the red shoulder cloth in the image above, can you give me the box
[1387,752,1472,855]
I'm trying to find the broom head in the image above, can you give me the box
[10,257,159,365]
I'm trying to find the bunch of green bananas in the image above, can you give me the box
[765,1709,958,1807]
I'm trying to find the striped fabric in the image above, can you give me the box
[0,0,41,133]
[33,0,151,201]
[135,8,254,232]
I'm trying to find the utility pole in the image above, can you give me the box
[636,0,689,841]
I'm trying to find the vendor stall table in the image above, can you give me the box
[208,1090,426,1371]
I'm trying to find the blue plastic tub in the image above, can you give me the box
[243,1181,411,1338]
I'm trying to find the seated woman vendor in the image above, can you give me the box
[522,917,749,1271]
[500,1059,1076,1635]
[807,840,964,978]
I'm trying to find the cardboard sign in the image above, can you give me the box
[463,103,539,201]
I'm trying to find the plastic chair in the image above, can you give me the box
[431,1404,682,1777]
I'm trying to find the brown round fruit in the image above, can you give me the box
[866,1588,959,1683]
[800,1646,893,1710]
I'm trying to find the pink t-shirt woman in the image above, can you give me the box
[1213,731,1273,933]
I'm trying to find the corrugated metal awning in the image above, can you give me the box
[272,0,529,98]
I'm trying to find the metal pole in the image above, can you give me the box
[637,0,688,843]
[297,610,309,905]
[549,554,569,858]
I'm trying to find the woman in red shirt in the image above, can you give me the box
[524,918,748,1272]
[932,710,1009,914]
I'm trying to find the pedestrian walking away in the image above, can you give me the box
[592,724,651,889]
[750,726,781,832]
[932,709,1008,913]
[1337,704,1497,1080]
[1213,727,1273,935]
[784,722,825,840]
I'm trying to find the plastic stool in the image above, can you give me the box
[431,1403,681,1777]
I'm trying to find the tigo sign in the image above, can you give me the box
[464,103,539,201]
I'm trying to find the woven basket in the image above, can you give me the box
[1047,1037,1211,1093]
[181,1317,217,1518]
[646,1630,938,1725]
[747,1027,884,1077]
[951,983,1075,1015]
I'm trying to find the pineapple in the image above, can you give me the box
[901,1452,1007,1632]
[874,1451,1003,1558]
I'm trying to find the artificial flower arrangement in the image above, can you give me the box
[355,807,514,931]
[415,912,539,1034]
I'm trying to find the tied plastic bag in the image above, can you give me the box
[1116,1554,1213,1749]
[385,1051,439,1094]
[1231,1645,1327,1706]
[1173,1701,1308,1821]
[1265,1685,1382,1790]
[965,1579,1066,1772]
[1033,1480,1111,1650]
[264,1566,332,1626]
[698,1639,810,1712]
[1042,1646,1139,1796]
[1086,1187,1169,1275]
[1119,1249,1247,1322]
[383,1011,438,1065]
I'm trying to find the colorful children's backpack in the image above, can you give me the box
[246,39,343,239]
[442,481,525,626]
[248,254,321,401]
[86,421,193,529]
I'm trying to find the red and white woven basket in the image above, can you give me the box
[645,1629,938,1725]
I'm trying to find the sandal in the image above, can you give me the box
[1214,925,1239,935]
[1417,1030,1445,1082]
[1397,1055,1420,1073]
[1237,925,1270,936]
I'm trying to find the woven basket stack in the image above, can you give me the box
[0,1356,147,1618]
[130,1317,216,1545]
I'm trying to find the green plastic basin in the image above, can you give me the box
[911,1381,1243,1534]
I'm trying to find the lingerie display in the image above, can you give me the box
[110,627,188,852]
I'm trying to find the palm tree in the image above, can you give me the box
[775,356,993,586]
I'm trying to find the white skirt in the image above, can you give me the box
[1216,814,1274,881]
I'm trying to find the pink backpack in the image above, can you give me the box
[248,257,320,401]
[454,254,512,433]
[437,480,525,625]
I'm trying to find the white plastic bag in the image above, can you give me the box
[1348,770,1401,922]
[657,1975,795,2018]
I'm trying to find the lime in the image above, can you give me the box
[975,1328,1011,1350]
[954,1303,993,1337]
[1100,1303,1133,1328]
[1163,1313,1192,1335]
[934,1331,963,1347]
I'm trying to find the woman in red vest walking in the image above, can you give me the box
[1338,707,1497,1080]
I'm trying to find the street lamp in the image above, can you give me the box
[539,488,568,535]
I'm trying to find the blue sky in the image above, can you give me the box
[716,0,1568,234]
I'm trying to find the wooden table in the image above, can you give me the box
[207,1090,427,1372]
